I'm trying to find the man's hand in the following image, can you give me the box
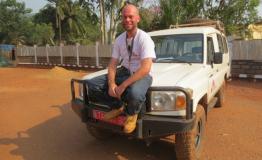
[114,58,153,99]
[115,83,127,99]
[108,83,118,98]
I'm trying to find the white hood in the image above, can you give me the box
[151,63,203,87]
[82,63,204,88]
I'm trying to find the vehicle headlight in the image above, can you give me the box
[151,91,186,111]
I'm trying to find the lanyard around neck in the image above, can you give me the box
[126,32,136,62]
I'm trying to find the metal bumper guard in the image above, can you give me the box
[71,99,195,139]
[71,79,195,139]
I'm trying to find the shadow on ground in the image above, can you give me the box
[0,103,175,160]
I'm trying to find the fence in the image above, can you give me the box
[231,40,262,60]
[16,40,262,77]
[16,43,113,68]
[229,39,262,78]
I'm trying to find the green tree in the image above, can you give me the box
[156,0,260,36]
[138,7,159,31]
[36,0,99,45]
[47,0,68,43]
[25,22,55,45]
[81,0,143,44]
[0,0,32,44]
[34,4,57,31]
[204,0,260,36]
[159,0,204,28]
[65,1,91,38]
[63,5,100,44]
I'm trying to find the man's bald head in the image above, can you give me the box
[121,4,140,34]
[122,4,139,16]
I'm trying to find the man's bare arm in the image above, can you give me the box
[115,58,153,98]
[123,58,152,87]
[108,58,118,98]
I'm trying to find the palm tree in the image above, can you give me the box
[159,0,204,28]
[64,1,85,35]
[48,0,67,43]
[48,0,86,44]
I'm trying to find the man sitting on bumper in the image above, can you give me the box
[87,3,155,133]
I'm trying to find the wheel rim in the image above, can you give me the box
[195,119,202,149]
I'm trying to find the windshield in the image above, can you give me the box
[152,34,203,63]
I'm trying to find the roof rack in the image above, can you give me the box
[169,20,225,34]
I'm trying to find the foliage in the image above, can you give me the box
[0,0,31,44]
[1,0,260,45]
[0,0,100,45]
[81,0,144,44]
[158,0,204,29]
[36,0,100,45]
[156,0,260,36]
[34,4,57,30]
[138,5,162,32]
[204,0,260,36]
[0,0,55,45]
[25,22,55,45]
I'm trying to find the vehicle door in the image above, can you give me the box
[214,34,228,85]
[206,34,219,102]
[221,35,231,77]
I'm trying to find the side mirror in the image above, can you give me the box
[214,52,223,64]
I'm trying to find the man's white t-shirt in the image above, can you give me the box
[112,29,156,73]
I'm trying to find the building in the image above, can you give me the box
[248,22,262,39]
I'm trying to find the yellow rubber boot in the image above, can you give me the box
[123,114,138,133]
[103,107,124,120]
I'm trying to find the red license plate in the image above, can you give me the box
[92,110,126,126]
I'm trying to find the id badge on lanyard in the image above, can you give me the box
[126,32,136,74]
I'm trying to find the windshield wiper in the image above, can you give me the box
[172,59,192,65]
[156,58,192,65]
[155,57,175,62]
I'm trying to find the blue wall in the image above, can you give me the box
[0,44,15,52]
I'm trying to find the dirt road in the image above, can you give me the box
[0,67,262,160]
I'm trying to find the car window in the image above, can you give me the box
[217,34,224,53]
[222,36,228,53]
[152,34,203,63]
[207,37,214,64]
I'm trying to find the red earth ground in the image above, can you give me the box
[0,67,262,160]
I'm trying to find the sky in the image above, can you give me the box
[17,0,262,16]
[17,0,48,13]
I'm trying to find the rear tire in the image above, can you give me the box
[175,105,206,160]
[215,81,225,107]
[86,124,114,140]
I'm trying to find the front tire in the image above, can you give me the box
[86,124,114,140]
[175,105,206,160]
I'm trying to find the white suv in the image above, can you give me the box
[71,21,231,160]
